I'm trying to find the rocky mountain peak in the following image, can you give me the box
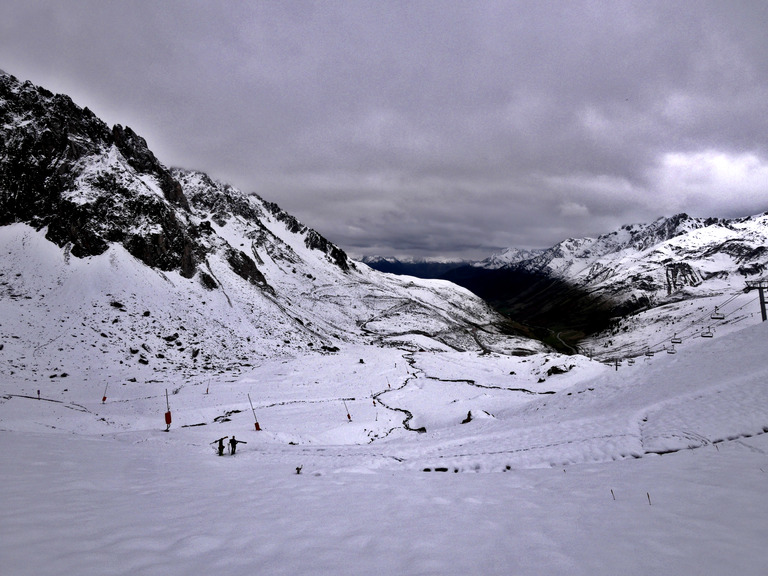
[0,73,197,276]
[2,73,525,362]
[112,124,190,210]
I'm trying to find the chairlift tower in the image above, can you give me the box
[745,279,768,322]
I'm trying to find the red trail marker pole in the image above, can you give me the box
[164,388,172,431]
[102,383,108,404]
[343,399,351,422]
[248,393,261,431]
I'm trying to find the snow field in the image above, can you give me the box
[3,225,768,573]
[3,428,767,576]
[3,335,768,575]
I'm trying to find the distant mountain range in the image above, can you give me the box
[2,70,765,368]
[359,256,470,279]
[366,213,768,355]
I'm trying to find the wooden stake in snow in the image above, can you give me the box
[164,388,172,431]
[248,393,261,431]
[647,492,652,506]
[102,383,108,404]
[343,399,351,422]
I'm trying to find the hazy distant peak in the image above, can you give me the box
[360,255,471,279]
[478,247,545,269]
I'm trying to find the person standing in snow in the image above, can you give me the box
[229,436,246,455]
[217,437,226,456]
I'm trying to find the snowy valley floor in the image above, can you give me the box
[3,323,768,575]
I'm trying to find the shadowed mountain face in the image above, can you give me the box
[361,255,624,351]
[360,257,467,279]
[442,266,641,352]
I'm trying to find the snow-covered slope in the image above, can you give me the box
[478,213,768,359]
[2,299,767,575]
[476,246,545,269]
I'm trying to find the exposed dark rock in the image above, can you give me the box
[262,198,351,272]
[225,248,270,289]
[546,365,571,376]
[0,74,199,277]
[199,271,218,290]
[305,229,350,271]
[665,262,701,294]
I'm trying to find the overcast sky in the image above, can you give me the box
[2,1,767,260]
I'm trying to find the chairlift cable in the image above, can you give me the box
[627,288,755,357]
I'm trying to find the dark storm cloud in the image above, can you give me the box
[2,1,768,259]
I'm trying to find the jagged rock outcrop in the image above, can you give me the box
[665,262,701,294]
[0,72,353,282]
[111,124,189,210]
[0,72,198,276]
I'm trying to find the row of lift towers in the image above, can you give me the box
[618,279,768,368]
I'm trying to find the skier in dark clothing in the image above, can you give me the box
[211,436,228,456]
[229,436,246,455]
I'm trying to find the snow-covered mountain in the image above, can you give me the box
[0,71,542,386]
[467,213,768,359]
[476,246,545,269]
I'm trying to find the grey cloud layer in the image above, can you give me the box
[2,1,767,258]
